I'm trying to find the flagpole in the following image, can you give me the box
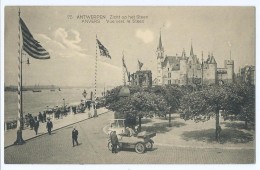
[15,8,25,145]
[122,52,126,86]
[201,51,204,90]
[94,35,98,117]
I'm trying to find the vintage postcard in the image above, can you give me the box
[2,5,256,168]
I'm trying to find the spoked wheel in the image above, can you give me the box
[146,141,153,151]
[135,142,146,154]
[107,142,112,151]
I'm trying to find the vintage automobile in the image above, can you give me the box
[108,128,156,153]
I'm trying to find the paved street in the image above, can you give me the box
[4,111,254,164]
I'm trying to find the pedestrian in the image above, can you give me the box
[38,112,43,123]
[29,114,34,130]
[43,111,47,122]
[72,127,79,147]
[34,117,39,135]
[46,118,53,135]
[110,131,118,153]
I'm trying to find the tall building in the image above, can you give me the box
[156,33,234,86]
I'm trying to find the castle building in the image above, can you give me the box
[156,32,234,86]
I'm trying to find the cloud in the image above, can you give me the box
[135,29,154,43]
[54,28,85,52]
[35,28,88,58]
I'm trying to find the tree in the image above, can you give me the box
[180,85,233,142]
[180,83,255,142]
[152,85,185,126]
[106,86,170,131]
[222,83,255,129]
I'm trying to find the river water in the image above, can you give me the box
[4,88,106,122]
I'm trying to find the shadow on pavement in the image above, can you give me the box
[142,122,171,133]
[221,122,255,131]
[142,121,186,133]
[140,119,153,124]
[172,121,186,128]
[182,128,254,144]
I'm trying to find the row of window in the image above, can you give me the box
[168,79,181,84]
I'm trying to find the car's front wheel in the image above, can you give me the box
[146,141,153,150]
[107,142,112,151]
[135,142,146,154]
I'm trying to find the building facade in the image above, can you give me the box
[236,65,255,85]
[156,33,234,86]
[131,70,152,87]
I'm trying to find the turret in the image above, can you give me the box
[157,31,164,60]
[156,31,164,85]
[224,59,234,83]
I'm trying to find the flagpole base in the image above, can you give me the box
[14,129,25,145]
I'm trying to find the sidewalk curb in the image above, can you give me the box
[4,110,111,149]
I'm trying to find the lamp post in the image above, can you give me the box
[46,106,50,118]
[63,98,65,108]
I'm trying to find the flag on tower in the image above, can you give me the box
[96,39,111,59]
[20,18,50,59]
[138,60,143,70]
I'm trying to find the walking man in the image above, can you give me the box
[46,118,53,135]
[34,117,39,135]
[110,131,118,153]
[72,127,79,147]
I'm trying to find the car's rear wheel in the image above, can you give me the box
[135,142,146,154]
[146,141,153,150]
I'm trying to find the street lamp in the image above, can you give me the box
[63,98,65,110]
[46,106,50,118]
[82,89,87,98]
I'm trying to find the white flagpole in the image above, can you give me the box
[15,8,25,145]
[94,35,98,117]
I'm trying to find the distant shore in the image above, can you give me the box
[4,85,115,92]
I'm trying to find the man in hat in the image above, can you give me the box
[110,131,118,153]
[72,127,79,147]
[46,118,53,135]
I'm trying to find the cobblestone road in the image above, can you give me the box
[4,112,255,164]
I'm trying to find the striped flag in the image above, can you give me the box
[96,39,111,59]
[20,18,50,59]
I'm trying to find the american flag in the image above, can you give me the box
[96,39,111,59]
[20,18,50,59]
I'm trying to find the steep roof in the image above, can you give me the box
[161,56,182,68]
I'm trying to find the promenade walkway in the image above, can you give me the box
[4,107,109,148]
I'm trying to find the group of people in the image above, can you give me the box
[24,112,53,135]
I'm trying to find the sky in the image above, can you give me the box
[4,6,255,87]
